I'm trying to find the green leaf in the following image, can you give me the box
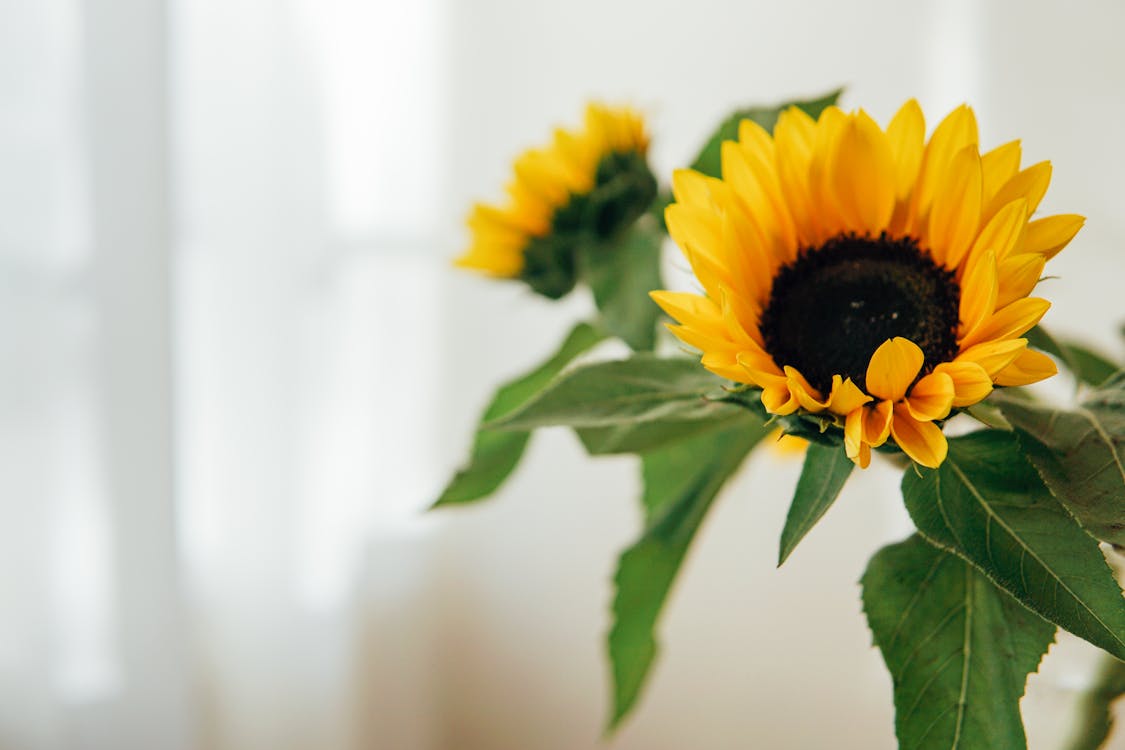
[489,355,735,431]
[1066,344,1120,389]
[777,443,854,566]
[902,430,1125,660]
[580,224,664,352]
[689,88,843,179]
[607,419,770,729]
[862,535,1056,750]
[1062,653,1125,750]
[433,322,605,506]
[1027,325,1119,388]
[992,375,1125,547]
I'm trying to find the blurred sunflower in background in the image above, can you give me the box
[456,103,655,299]
[652,100,1084,468]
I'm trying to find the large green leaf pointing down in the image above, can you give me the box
[862,535,1056,750]
[433,322,605,506]
[993,372,1125,547]
[607,418,770,730]
[489,355,736,432]
[777,442,854,566]
[902,430,1125,661]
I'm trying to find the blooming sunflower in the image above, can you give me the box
[651,100,1084,469]
[456,103,655,299]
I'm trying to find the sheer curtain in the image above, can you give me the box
[4,0,1125,748]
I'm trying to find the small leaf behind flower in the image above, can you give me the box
[690,88,843,179]
[777,443,854,566]
[579,223,664,352]
[488,355,736,431]
[1027,325,1119,388]
[993,373,1125,547]
[862,535,1056,750]
[433,322,605,506]
[902,430,1125,661]
[607,418,770,730]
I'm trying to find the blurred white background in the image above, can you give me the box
[3,0,1125,748]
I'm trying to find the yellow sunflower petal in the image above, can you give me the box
[736,120,788,226]
[967,198,1028,267]
[1024,214,1085,260]
[927,144,982,269]
[866,337,925,402]
[761,375,800,415]
[954,338,1028,377]
[981,140,1022,204]
[959,297,1050,349]
[829,111,896,235]
[890,404,948,468]
[719,210,774,308]
[904,371,954,422]
[806,106,850,241]
[845,401,891,467]
[844,409,874,469]
[665,204,722,258]
[994,348,1058,387]
[736,350,785,382]
[886,99,925,200]
[864,400,894,447]
[773,106,819,245]
[996,252,1046,308]
[983,161,1052,223]
[722,140,796,253]
[933,361,993,407]
[958,250,998,340]
[671,168,724,209]
[908,104,978,231]
[784,366,829,412]
[828,377,873,416]
[844,407,865,461]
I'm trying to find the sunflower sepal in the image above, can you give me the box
[963,401,1013,431]
[520,232,580,299]
[578,149,659,240]
[774,412,844,447]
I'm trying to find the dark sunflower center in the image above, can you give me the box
[759,233,960,395]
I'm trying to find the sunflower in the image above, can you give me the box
[651,100,1084,469]
[456,103,654,299]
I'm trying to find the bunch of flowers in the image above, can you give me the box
[436,91,1125,749]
